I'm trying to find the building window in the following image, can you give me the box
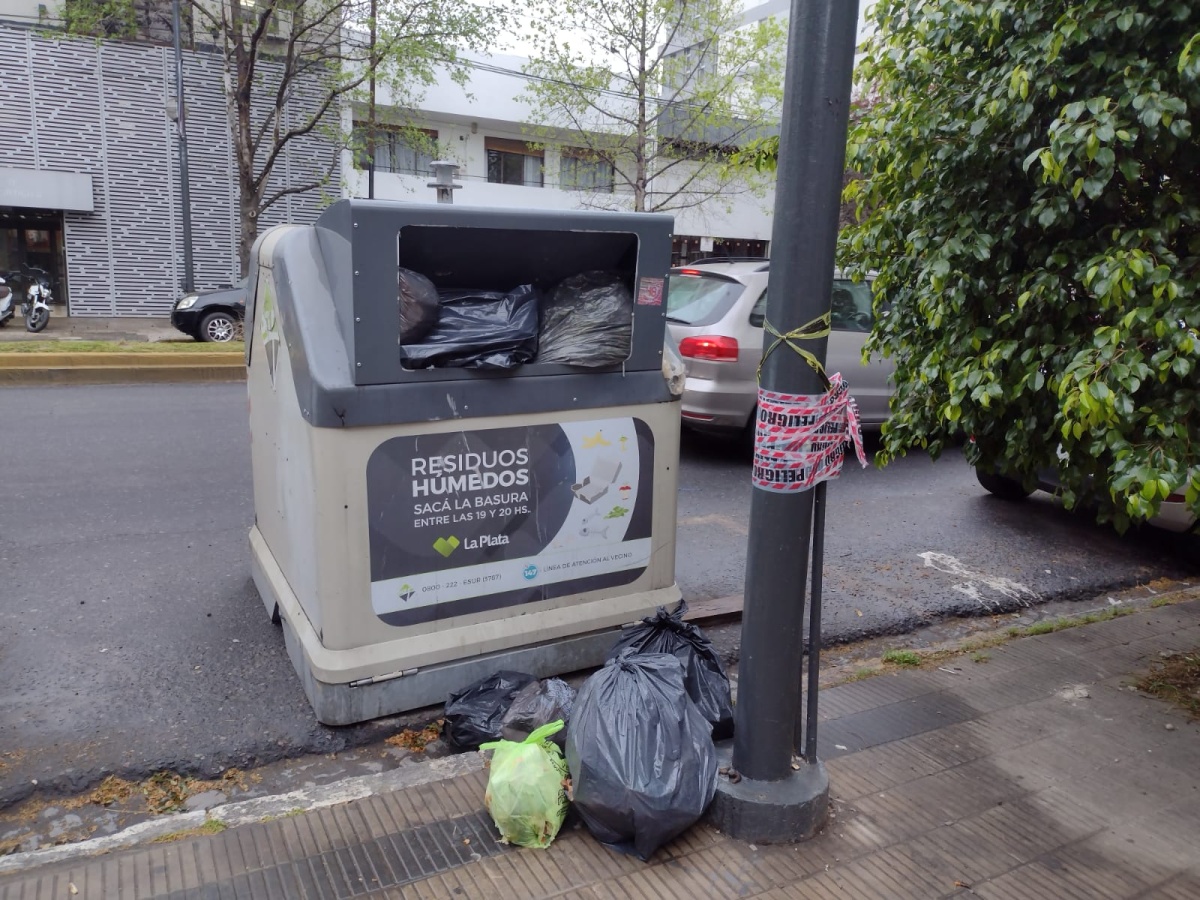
[352,124,436,176]
[662,138,737,161]
[662,39,717,92]
[485,137,543,187]
[671,236,768,266]
[560,148,614,192]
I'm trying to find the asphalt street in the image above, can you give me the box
[1,383,1196,804]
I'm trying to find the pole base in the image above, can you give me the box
[707,743,830,844]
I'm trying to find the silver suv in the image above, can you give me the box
[665,259,894,436]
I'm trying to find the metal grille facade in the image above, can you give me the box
[0,24,341,316]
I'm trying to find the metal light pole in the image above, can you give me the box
[171,0,195,293]
[708,0,860,843]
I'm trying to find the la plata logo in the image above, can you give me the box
[433,536,460,557]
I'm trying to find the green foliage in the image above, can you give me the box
[61,0,504,272]
[881,648,922,667]
[842,0,1200,531]
[520,0,785,212]
[736,135,780,174]
[202,0,503,270]
[1007,606,1135,638]
[59,0,141,39]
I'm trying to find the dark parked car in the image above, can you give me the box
[171,282,246,343]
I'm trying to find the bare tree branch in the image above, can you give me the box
[523,0,784,213]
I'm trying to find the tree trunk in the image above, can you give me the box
[634,7,648,213]
[238,188,258,277]
[367,0,377,199]
[234,24,256,277]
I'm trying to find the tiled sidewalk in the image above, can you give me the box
[5,601,1200,899]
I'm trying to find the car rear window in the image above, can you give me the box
[666,273,746,327]
[749,279,876,332]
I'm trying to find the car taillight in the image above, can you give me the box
[678,335,739,361]
[678,268,702,276]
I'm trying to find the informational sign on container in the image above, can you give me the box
[367,417,654,626]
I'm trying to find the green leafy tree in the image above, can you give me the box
[841,0,1200,529]
[63,0,503,273]
[738,95,875,229]
[190,0,504,272]
[520,0,785,212]
[60,0,177,41]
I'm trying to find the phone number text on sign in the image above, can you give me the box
[751,373,868,493]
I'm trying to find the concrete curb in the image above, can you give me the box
[0,352,242,367]
[0,754,485,875]
[0,352,245,385]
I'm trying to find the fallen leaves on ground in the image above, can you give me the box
[89,775,136,807]
[143,772,193,815]
[1136,649,1200,719]
[385,719,444,753]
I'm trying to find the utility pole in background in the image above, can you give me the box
[171,0,195,292]
[708,0,860,843]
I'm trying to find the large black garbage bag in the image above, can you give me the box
[608,600,734,738]
[567,651,718,860]
[398,267,440,344]
[538,271,633,366]
[402,284,540,369]
[443,671,536,751]
[501,678,576,746]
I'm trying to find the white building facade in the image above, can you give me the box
[348,53,775,266]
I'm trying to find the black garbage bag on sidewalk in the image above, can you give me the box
[500,678,576,746]
[566,650,718,861]
[401,284,540,369]
[608,600,734,738]
[443,671,536,751]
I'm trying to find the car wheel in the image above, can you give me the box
[199,311,238,343]
[975,468,1033,501]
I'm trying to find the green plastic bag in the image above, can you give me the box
[480,719,569,849]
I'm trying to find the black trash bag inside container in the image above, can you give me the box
[401,284,540,369]
[500,678,576,746]
[608,600,734,739]
[443,671,536,751]
[397,267,440,344]
[566,650,718,861]
[538,271,633,366]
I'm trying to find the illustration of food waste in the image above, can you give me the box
[366,418,653,626]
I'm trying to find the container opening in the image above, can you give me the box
[397,225,638,292]
[397,225,640,370]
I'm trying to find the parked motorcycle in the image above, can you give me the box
[0,267,52,332]
[25,278,51,332]
[0,276,14,329]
